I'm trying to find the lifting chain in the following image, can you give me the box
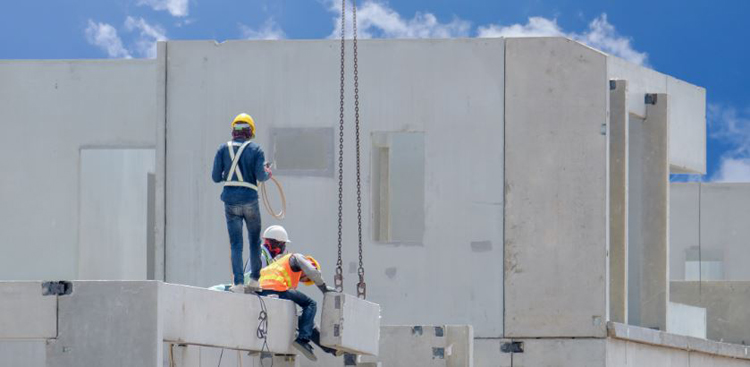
[335,0,366,299]
[334,0,346,293]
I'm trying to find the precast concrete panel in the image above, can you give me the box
[0,282,56,339]
[0,60,158,281]
[504,38,608,337]
[670,183,750,281]
[671,281,750,345]
[666,78,706,174]
[606,57,706,174]
[609,80,629,324]
[47,281,161,367]
[628,95,670,331]
[160,283,296,353]
[162,39,505,336]
[513,338,607,367]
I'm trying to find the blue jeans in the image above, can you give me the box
[224,201,261,285]
[261,289,316,342]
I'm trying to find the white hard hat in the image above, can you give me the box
[263,225,291,243]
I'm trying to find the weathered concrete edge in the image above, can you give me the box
[607,322,750,360]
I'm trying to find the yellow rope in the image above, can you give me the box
[260,176,286,220]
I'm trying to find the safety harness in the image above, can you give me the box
[224,140,257,191]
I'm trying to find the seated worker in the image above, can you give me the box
[259,237,335,362]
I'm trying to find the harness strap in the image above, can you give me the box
[224,140,257,191]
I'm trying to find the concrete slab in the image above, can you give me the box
[0,281,56,339]
[161,283,296,353]
[320,293,380,356]
[504,37,608,338]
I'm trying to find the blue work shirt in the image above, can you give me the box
[211,139,270,204]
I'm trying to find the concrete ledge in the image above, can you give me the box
[607,322,750,361]
[161,283,296,352]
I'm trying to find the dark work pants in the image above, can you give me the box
[260,289,316,342]
[224,201,261,285]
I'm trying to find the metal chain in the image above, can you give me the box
[352,0,366,300]
[334,0,346,293]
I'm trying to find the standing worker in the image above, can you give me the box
[259,228,336,361]
[212,113,272,294]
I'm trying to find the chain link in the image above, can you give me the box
[334,0,346,293]
[352,0,366,300]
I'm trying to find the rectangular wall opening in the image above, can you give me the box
[78,148,155,280]
[371,132,425,244]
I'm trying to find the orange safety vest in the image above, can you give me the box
[260,254,302,291]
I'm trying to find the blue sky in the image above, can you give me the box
[2,0,748,181]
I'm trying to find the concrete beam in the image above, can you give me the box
[609,79,629,324]
[628,94,670,331]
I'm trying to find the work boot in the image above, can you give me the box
[293,339,317,361]
[229,284,245,294]
[245,279,261,293]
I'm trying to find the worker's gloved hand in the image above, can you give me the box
[264,166,273,178]
[318,284,336,293]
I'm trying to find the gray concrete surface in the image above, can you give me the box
[503,37,608,338]
[671,281,750,345]
[628,94,670,331]
[0,38,716,366]
[356,325,473,367]
[0,59,158,281]
[320,292,380,356]
[607,56,706,174]
[609,79,629,324]
[670,183,750,281]
[0,282,56,339]
[0,281,298,366]
[668,302,707,339]
[161,38,506,337]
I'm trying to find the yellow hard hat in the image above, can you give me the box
[231,113,256,138]
[301,256,321,286]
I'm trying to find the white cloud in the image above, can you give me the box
[708,103,750,182]
[240,19,286,40]
[325,0,471,39]
[713,158,750,182]
[137,0,189,17]
[124,16,168,58]
[478,14,648,66]
[477,17,564,38]
[85,20,132,59]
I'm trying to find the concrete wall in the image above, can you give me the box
[161,39,506,337]
[671,281,750,345]
[668,302,707,339]
[503,37,609,337]
[607,57,706,174]
[0,60,159,281]
[670,183,750,281]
